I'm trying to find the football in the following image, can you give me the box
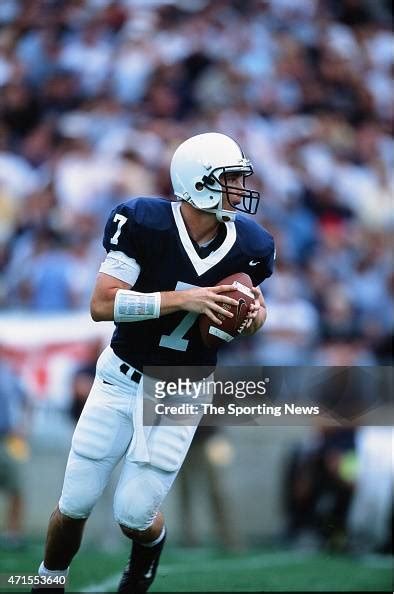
[199,273,255,348]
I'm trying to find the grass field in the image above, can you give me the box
[0,542,392,592]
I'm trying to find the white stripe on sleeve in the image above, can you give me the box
[99,251,141,286]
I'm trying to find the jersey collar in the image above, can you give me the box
[171,202,237,276]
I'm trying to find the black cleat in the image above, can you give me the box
[118,532,166,593]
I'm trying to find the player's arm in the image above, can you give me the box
[90,273,130,321]
[90,273,238,326]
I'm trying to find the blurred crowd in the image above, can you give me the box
[0,0,392,364]
[283,425,393,554]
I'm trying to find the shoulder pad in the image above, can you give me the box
[123,197,174,230]
[102,197,173,261]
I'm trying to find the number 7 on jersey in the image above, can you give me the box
[110,214,127,245]
[159,282,198,351]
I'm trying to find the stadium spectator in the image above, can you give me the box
[348,426,393,554]
[177,426,241,551]
[0,355,29,549]
[69,340,102,423]
[282,427,357,552]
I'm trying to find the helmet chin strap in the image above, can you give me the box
[212,195,236,223]
[214,208,235,223]
[185,195,236,222]
[198,196,236,223]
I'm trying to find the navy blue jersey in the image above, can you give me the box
[102,197,275,370]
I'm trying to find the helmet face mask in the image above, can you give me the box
[201,165,260,216]
[170,132,261,222]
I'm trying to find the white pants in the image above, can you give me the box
[59,347,198,530]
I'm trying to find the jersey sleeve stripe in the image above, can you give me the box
[99,251,141,286]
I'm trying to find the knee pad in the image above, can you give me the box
[113,467,167,531]
[59,454,105,519]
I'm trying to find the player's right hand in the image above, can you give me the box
[180,285,238,325]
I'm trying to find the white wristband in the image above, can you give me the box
[114,289,161,322]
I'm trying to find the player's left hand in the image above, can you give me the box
[239,286,267,336]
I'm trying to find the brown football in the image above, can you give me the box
[199,273,255,349]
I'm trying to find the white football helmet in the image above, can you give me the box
[170,132,260,222]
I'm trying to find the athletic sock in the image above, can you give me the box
[38,562,69,577]
[139,526,166,548]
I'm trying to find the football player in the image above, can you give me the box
[34,133,275,593]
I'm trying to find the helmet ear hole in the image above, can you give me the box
[195,181,204,191]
